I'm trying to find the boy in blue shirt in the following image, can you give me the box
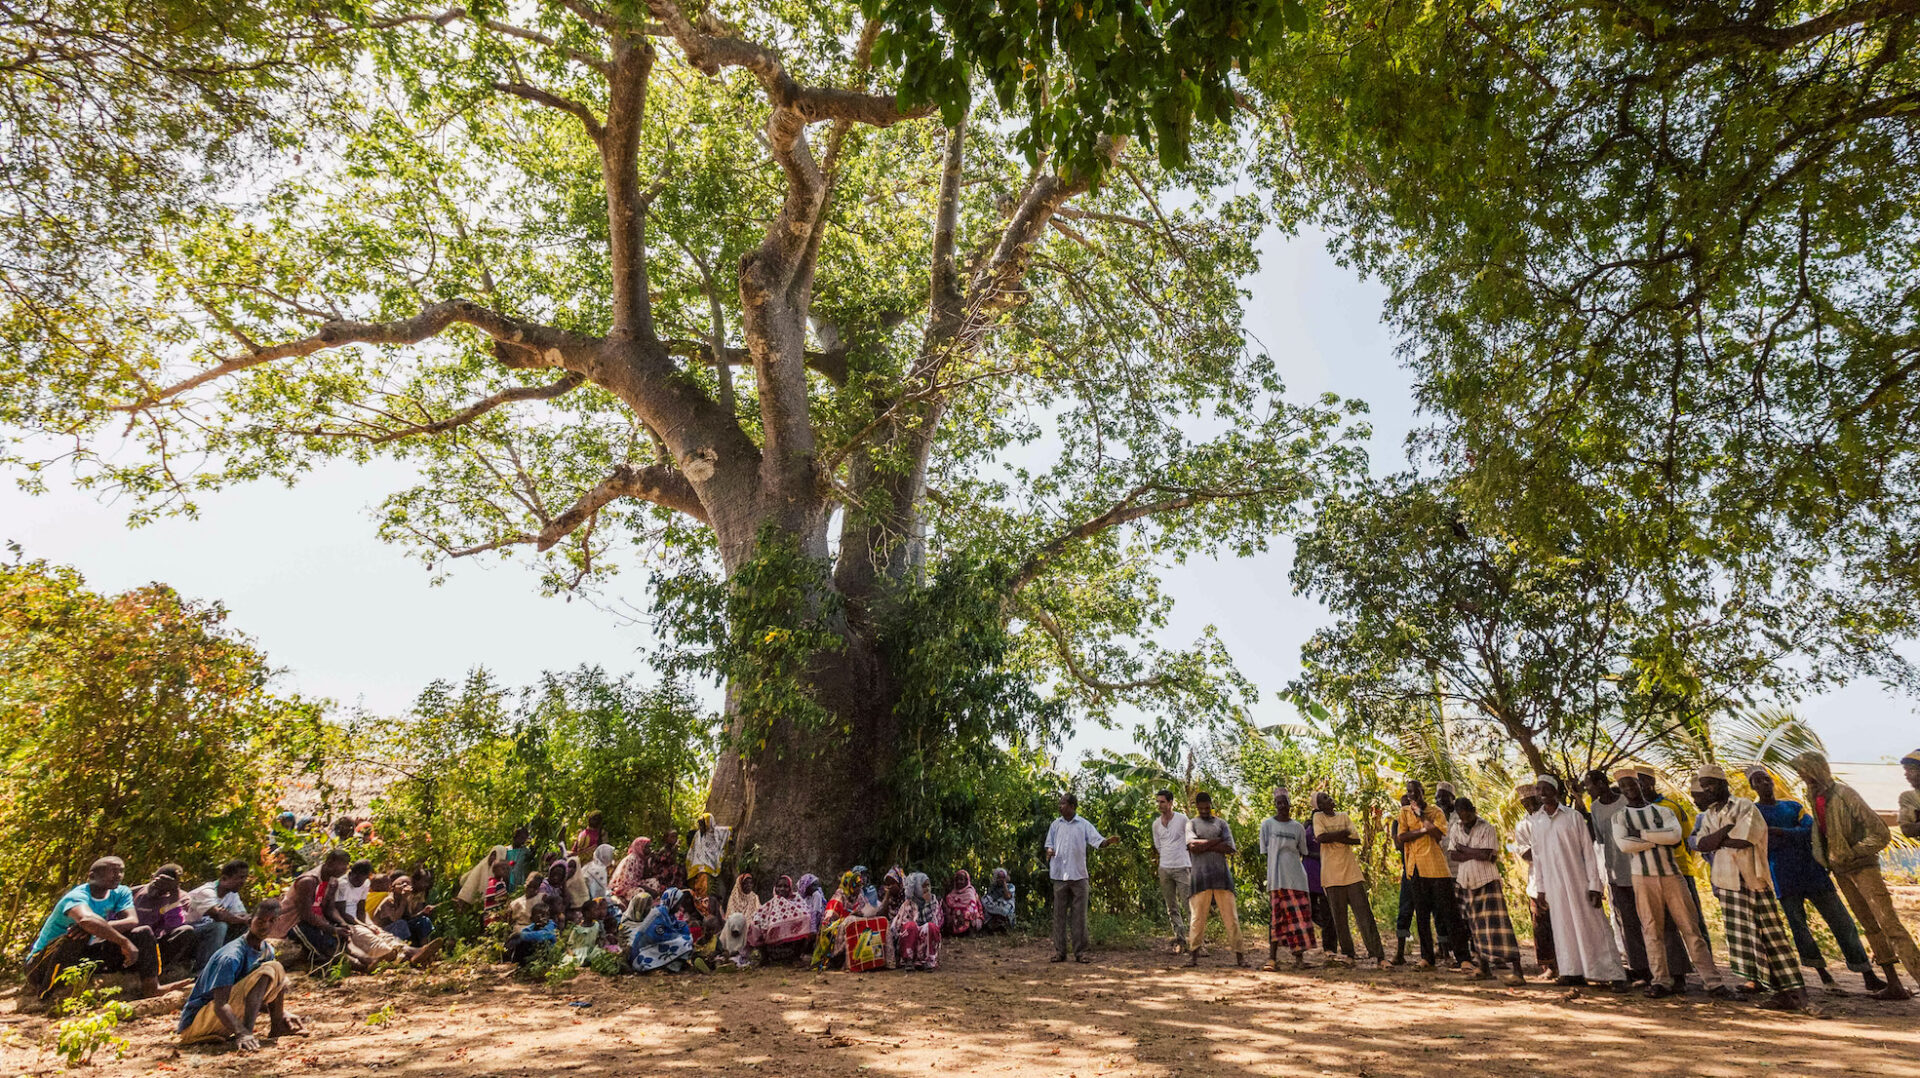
[178,899,304,1051]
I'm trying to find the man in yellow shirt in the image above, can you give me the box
[1396,780,1464,969]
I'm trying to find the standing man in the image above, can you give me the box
[183,860,252,975]
[1584,768,1658,986]
[1045,792,1116,964]
[1790,750,1920,1000]
[1396,780,1463,969]
[1309,792,1384,965]
[1900,749,1920,840]
[1749,766,1881,992]
[1611,769,1727,999]
[1150,790,1193,954]
[1185,791,1246,967]
[1640,768,1713,939]
[1695,764,1809,1011]
[1511,783,1555,980]
[1527,775,1626,988]
[1445,796,1526,985]
[177,899,303,1051]
[1259,789,1314,970]
[1434,781,1474,968]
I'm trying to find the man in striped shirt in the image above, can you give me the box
[1610,768,1729,999]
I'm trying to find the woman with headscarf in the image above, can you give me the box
[809,872,864,969]
[456,846,513,908]
[851,865,880,910]
[579,843,616,902]
[894,872,943,971]
[981,868,1016,933]
[879,867,906,920]
[610,837,651,903]
[629,888,701,973]
[687,814,731,891]
[718,873,759,963]
[797,874,826,932]
[748,876,816,964]
[944,870,985,937]
[542,858,575,920]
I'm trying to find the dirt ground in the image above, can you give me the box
[5,925,1918,1078]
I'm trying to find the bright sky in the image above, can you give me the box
[2,228,1910,764]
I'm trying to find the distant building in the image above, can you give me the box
[1831,762,1906,826]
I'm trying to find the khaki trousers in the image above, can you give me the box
[1188,889,1241,955]
[179,960,287,1044]
[1835,866,1920,979]
[1632,875,1722,988]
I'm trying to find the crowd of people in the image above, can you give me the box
[16,748,1919,1055]
[1112,749,1920,1015]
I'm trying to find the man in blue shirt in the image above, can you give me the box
[24,856,175,1000]
[178,899,303,1051]
[1748,767,1883,993]
[1045,792,1117,964]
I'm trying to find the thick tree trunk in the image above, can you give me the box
[704,619,903,883]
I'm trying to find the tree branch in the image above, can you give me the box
[492,80,604,141]
[368,373,585,444]
[603,34,657,339]
[1008,481,1283,595]
[113,300,600,412]
[1026,604,1177,698]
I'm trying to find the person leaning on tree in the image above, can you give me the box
[1789,750,1920,1001]
[1046,792,1118,965]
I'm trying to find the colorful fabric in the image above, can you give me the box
[629,888,694,972]
[1398,803,1450,879]
[747,877,814,949]
[944,870,985,935]
[1269,887,1314,952]
[982,869,1016,922]
[609,838,650,901]
[688,817,730,876]
[843,916,892,972]
[642,840,683,890]
[728,875,761,922]
[456,846,512,906]
[894,877,943,968]
[28,883,133,961]
[1715,886,1806,993]
[797,874,826,931]
[1460,880,1521,966]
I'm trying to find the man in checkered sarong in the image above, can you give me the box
[1259,789,1316,970]
[1693,763,1811,1012]
[1445,797,1527,985]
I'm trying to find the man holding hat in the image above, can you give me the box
[1695,763,1809,1010]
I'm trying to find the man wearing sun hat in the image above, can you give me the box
[1611,766,1725,998]
[1511,782,1554,978]
[1695,763,1809,1011]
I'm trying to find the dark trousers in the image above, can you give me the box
[1780,887,1872,972]
[1395,875,1414,940]
[1051,878,1090,958]
[155,924,201,976]
[1309,891,1336,952]
[1407,875,1463,964]
[1530,894,1556,970]
[1324,881,1385,960]
[291,921,342,961]
[1610,882,1687,981]
[385,915,434,943]
[25,926,160,997]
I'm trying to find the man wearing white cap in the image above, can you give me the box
[1611,767,1727,998]
[1511,783,1554,978]
[1695,764,1808,1010]
[1524,774,1625,987]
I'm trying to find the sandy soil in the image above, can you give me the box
[5,927,1918,1078]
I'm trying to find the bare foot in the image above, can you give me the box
[268,1014,308,1038]
[1871,984,1913,1001]
[408,938,447,967]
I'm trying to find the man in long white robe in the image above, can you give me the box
[1526,776,1625,986]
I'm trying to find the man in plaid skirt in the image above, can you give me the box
[1445,796,1526,985]
[1694,763,1811,1012]
[1259,789,1316,970]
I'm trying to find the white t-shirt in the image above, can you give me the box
[1151,812,1192,870]
[185,882,246,924]
[332,876,371,916]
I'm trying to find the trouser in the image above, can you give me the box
[1632,875,1722,989]
[1834,865,1920,981]
[1779,888,1871,972]
[1530,894,1556,970]
[1450,881,1475,962]
[1324,881,1384,960]
[1157,867,1191,943]
[1611,882,1688,981]
[190,919,233,974]
[1051,878,1090,958]
[156,924,202,976]
[178,960,287,1044]
[384,914,434,943]
[1188,889,1242,955]
[1406,875,1461,964]
[1395,875,1414,941]
[1310,891,1336,952]
[24,925,161,997]
[290,922,342,962]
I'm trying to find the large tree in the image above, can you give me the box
[1,1,1361,875]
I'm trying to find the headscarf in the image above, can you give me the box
[944,870,984,926]
[544,858,573,913]
[797,873,825,930]
[638,888,690,945]
[575,843,614,902]
[900,872,937,926]
[728,873,761,921]
[851,865,878,906]
[823,871,860,922]
[747,875,814,948]
[879,867,906,918]
[458,845,512,905]
[981,868,1015,919]
[610,837,650,901]
[1903,748,1920,768]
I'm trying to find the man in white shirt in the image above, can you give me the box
[1046,792,1117,964]
[1446,796,1525,985]
[1695,764,1808,1011]
[1151,790,1193,953]
[1511,783,1554,979]
[184,860,253,974]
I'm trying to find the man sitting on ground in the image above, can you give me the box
[332,860,443,970]
[184,860,252,975]
[131,869,202,978]
[178,899,304,1052]
[25,856,186,1000]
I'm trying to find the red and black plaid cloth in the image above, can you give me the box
[1270,888,1315,952]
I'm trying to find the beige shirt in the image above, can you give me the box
[1699,796,1772,893]
[1310,812,1363,888]
[1900,788,1919,830]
